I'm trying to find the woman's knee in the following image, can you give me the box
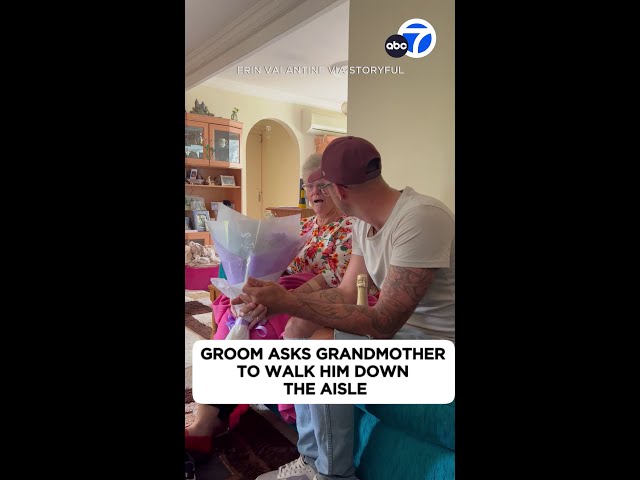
[309,327,334,340]
[284,317,319,339]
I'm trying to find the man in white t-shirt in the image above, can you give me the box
[236,136,455,480]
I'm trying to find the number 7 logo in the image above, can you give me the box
[398,19,437,58]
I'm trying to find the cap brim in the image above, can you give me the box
[307,169,324,183]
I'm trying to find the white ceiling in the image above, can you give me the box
[185,0,263,56]
[185,0,349,112]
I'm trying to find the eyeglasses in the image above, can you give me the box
[302,182,334,196]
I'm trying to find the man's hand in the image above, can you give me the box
[240,277,293,314]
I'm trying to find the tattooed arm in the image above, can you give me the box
[291,265,434,338]
[293,254,368,304]
[232,255,366,319]
[241,262,435,339]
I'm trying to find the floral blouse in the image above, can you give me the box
[286,215,354,287]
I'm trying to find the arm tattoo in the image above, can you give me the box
[289,266,436,338]
[293,282,314,294]
[370,266,435,334]
[319,288,346,303]
[293,287,347,304]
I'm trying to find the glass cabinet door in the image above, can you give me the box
[228,131,240,164]
[211,127,241,165]
[213,130,230,162]
[185,121,209,166]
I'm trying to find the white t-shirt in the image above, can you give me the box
[352,187,455,342]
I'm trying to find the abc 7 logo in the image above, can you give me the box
[385,18,436,58]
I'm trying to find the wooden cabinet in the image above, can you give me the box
[185,113,242,167]
[185,113,243,222]
[266,206,315,218]
[184,119,209,167]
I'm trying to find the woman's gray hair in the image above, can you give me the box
[301,153,323,182]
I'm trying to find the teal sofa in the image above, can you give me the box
[267,402,455,479]
[354,403,455,480]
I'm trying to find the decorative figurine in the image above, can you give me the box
[231,107,239,121]
[190,99,215,116]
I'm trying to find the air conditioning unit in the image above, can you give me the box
[302,110,347,136]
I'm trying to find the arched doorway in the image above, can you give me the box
[245,119,300,219]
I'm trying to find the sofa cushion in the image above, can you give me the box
[356,402,455,451]
[353,407,455,480]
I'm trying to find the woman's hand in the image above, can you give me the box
[230,293,257,316]
[247,305,268,329]
[230,293,268,329]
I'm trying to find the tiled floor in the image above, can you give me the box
[185,326,205,369]
[186,289,211,389]
[186,325,206,390]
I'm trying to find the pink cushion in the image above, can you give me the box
[185,264,219,291]
[212,272,378,424]
[212,272,316,340]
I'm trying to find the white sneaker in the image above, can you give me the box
[255,456,317,480]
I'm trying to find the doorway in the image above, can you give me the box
[245,119,300,219]
[246,130,263,219]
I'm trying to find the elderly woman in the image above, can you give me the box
[211,152,356,340]
[186,153,378,455]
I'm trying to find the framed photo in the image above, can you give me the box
[210,202,221,219]
[185,195,205,210]
[191,199,205,210]
[220,175,236,186]
[189,169,198,181]
[191,210,210,232]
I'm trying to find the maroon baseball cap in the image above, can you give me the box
[321,136,381,185]
[306,169,322,183]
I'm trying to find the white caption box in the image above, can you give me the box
[192,340,454,404]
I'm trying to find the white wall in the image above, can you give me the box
[347,0,454,210]
[186,85,343,214]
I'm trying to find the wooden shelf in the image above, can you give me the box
[185,230,212,245]
[210,160,242,169]
[186,114,243,213]
[186,112,243,129]
[185,160,242,169]
[185,184,241,189]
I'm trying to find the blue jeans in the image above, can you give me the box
[295,325,434,480]
[296,403,356,480]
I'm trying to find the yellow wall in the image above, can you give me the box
[245,130,263,218]
[348,0,454,210]
[186,85,342,214]
[261,122,300,210]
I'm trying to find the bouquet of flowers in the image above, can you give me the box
[207,204,310,340]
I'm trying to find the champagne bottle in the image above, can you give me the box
[357,274,368,307]
[298,178,307,208]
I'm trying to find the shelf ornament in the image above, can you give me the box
[190,99,215,116]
